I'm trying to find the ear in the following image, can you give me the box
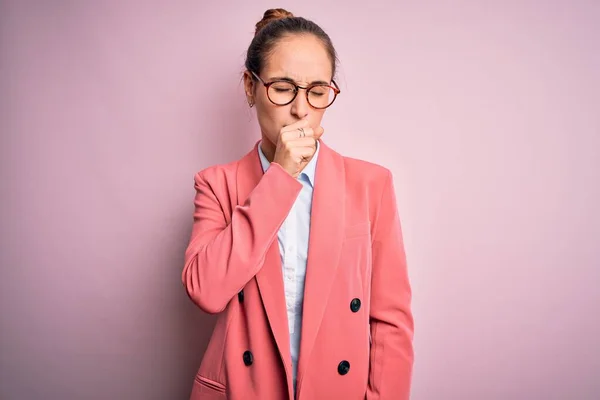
[243,71,255,103]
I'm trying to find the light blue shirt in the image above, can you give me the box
[258,141,319,394]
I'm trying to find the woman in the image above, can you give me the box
[182,8,414,400]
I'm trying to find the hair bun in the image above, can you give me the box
[255,8,294,36]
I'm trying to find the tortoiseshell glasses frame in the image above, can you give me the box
[250,70,341,109]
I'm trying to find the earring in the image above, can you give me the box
[248,100,254,108]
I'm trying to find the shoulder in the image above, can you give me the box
[193,159,239,186]
[193,144,259,186]
[342,155,391,181]
[336,150,393,197]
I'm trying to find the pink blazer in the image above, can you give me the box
[182,140,414,400]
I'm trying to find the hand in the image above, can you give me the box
[273,118,324,178]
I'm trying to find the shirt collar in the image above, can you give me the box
[258,140,319,187]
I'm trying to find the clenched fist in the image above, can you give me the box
[273,117,324,179]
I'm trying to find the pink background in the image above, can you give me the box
[1,1,599,399]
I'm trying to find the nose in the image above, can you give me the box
[290,89,310,119]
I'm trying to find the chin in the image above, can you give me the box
[262,135,277,146]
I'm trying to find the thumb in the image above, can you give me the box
[315,126,325,139]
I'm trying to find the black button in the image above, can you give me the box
[243,351,253,366]
[350,298,361,312]
[238,290,244,303]
[338,360,350,375]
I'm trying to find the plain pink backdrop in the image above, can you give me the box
[1,1,598,399]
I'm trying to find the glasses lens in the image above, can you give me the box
[268,82,296,105]
[308,85,336,108]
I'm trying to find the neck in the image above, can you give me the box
[260,135,276,163]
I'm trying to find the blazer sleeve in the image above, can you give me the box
[182,163,302,314]
[366,170,415,400]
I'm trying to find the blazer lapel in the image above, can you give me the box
[296,140,346,390]
[236,141,293,386]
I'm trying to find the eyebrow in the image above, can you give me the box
[268,76,331,85]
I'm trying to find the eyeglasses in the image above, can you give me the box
[250,71,340,109]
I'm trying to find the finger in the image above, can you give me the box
[286,137,317,147]
[314,126,324,139]
[281,127,319,142]
[281,118,310,133]
[292,146,317,162]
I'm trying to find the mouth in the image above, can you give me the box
[286,121,310,128]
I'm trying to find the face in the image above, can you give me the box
[244,34,333,150]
